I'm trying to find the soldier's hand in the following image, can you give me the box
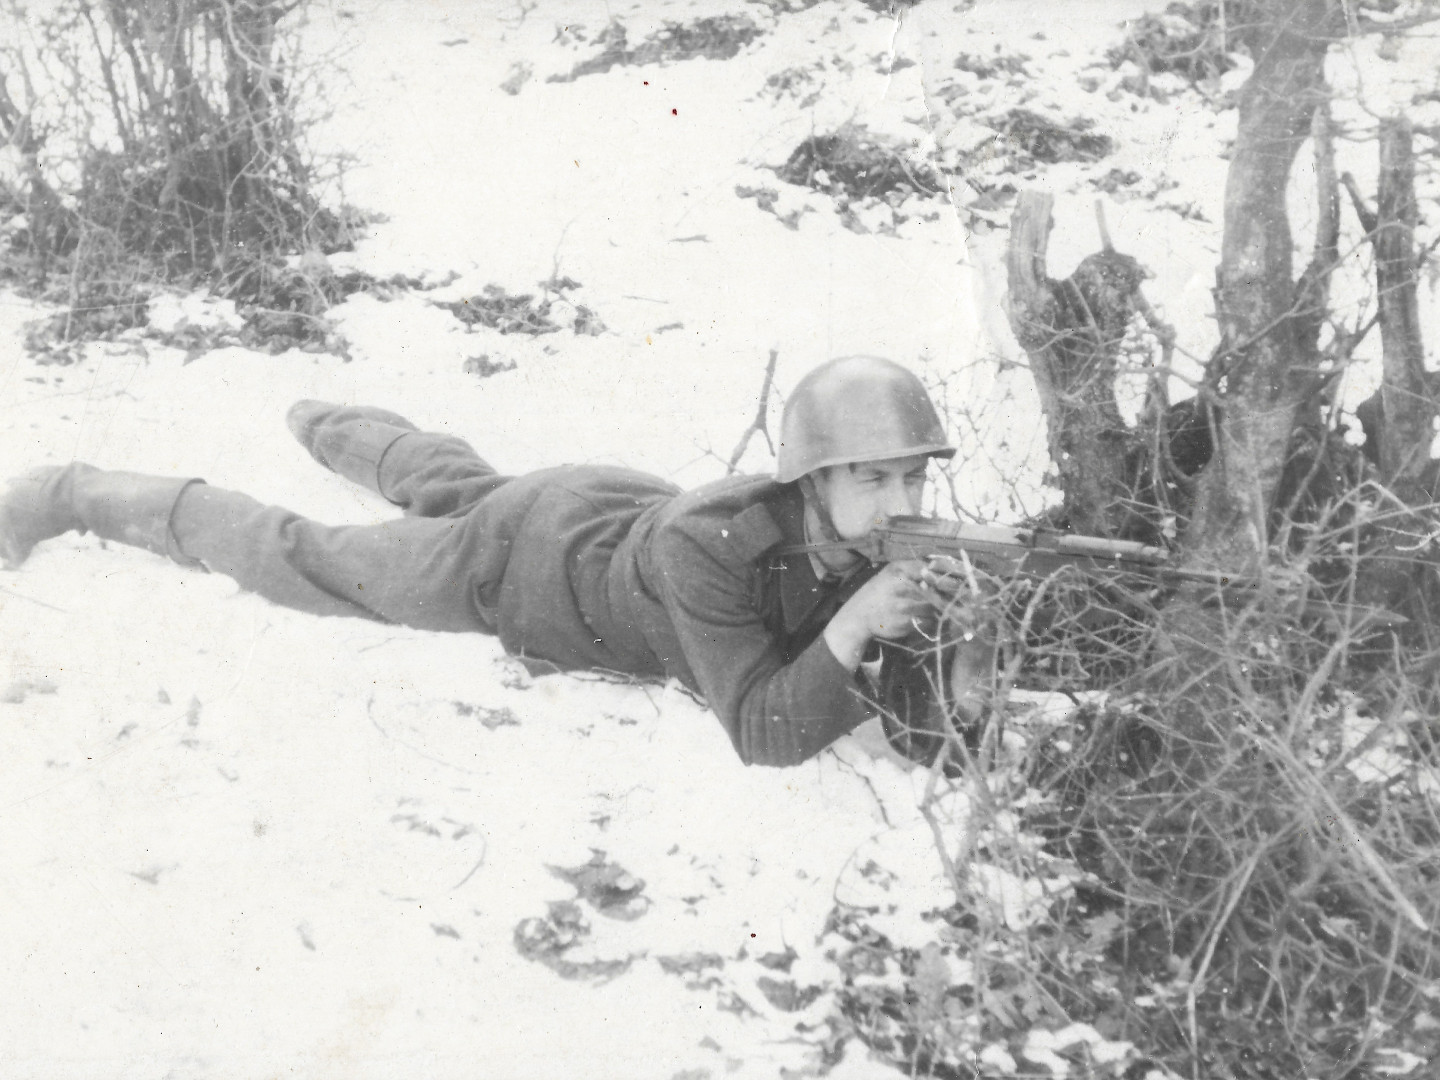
[852,559,952,638]
[824,560,949,670]
[917,553,994,598]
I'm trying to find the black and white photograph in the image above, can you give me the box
[2,0,1437,1076]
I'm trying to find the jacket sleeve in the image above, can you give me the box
[649,523,874,767]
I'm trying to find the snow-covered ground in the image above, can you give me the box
[2,0,1437,1076]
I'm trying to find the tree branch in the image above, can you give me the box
[726,348,779,474]
[1340,171,1378,234]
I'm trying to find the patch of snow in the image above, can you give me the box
[148,292,245,335]
[979,1041,1019,1072]
[1372,1048,1429,1076]
[969,861,1068,931]
[1022,1022,1136,1075]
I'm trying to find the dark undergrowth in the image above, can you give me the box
[861,474,1440,1079]
[0,0,375,359]
[1108,1,1249,85]
[777,125,945,202]
[981,109,1116,167]
[549,16,764,83]
[439,278,606,338]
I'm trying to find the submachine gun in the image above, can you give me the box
[782,515,1406,627]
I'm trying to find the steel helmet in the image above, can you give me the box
[775,355,955,483]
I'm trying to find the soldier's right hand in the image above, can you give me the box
[823,560,947,670]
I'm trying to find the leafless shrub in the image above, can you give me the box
[0,0,357,355]
[884,474,1440,1077]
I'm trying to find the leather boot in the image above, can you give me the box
[286,400,418,497]
[0,463,200,568]
[1,466,84,567]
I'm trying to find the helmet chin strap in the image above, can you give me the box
[798,474,868,577]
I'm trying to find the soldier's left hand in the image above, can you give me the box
[917,554,996,603]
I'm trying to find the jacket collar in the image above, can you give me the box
[724,480,876,637]
[761,485,860,635]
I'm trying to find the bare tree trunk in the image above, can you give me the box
[1342,116,1440,623]
[1373,117,1436,495]
[1291,100,1339,374]
[1183,0,1342,572]
[1005,191,1151,537]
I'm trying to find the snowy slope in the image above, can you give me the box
[2,0,1436,1077]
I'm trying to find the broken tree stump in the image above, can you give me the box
[1005,191,1151,537]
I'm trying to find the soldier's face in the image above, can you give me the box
[811,454,929,540]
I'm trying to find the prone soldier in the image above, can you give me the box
[1,355,992,766]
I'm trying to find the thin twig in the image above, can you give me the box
[918,748,966,900]
[726,348,780,474]
[0,583,70,613]
[1094,198,1113,252]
